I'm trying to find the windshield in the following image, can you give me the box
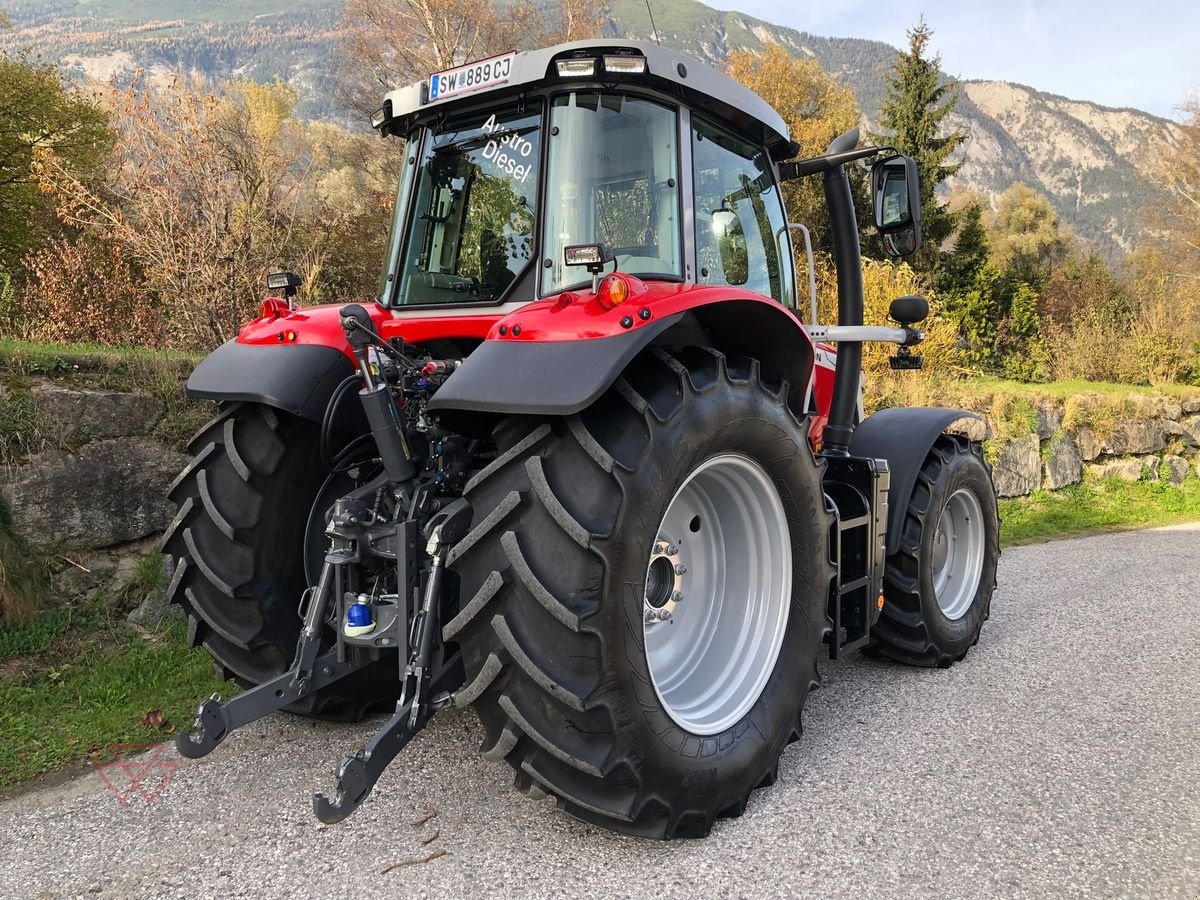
[391,102,542,305]
[542,93,681,294]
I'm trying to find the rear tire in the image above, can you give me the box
[446,347,832,838]
[162,401,397,720]
[871,434,999,667]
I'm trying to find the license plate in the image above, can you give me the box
[427,52,516,103]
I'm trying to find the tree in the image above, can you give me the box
[0,51,111,274]
[725,45,860,248]
[1145,97,1200,263]
[35,76,333,348]
[339,0,607,112]
[988,183,1074,284]
[873,18,967,276]
[935,199,989,297]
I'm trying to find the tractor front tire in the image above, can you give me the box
[162,401,396,720]
[871,434,999,667]
[446,347,832,838]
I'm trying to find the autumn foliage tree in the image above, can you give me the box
[0,50,111,276]
[24,75,394,350]
[725,44,859,250]
[339,0,607,111]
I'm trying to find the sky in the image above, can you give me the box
[705,0,1198,120]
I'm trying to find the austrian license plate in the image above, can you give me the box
[427,52,517,103]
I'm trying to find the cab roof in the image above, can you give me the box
[378,39,796,160]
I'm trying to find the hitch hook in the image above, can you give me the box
[313,697,425,823]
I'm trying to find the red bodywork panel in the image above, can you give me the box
[809,342,838,450]
[238,279,836,448]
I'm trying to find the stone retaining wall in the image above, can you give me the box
[950,395,1200,497]
[0,379,189,624]
[3,375,1199,619]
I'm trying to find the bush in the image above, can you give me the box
[13,236,163,347]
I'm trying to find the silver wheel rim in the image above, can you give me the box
[642,453,792,736]
[931,488,986,621]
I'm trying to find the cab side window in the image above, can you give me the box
[691,117,793,306]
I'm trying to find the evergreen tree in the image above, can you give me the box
[936,201,989,297]
[873,18,967,276]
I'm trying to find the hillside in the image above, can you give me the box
[1,0,1178,254]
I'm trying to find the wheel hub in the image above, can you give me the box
[931,487,985,621]
[642,453,791,736]
[643,543,684,623]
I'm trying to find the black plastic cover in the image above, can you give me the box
[849,406,978,556]
[187,339,356,422]
[426,313,683,416]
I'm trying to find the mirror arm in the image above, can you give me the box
[778,145,889,182]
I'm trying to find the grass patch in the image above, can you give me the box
[1000,474,1200,545]
[0,340,212,456]
[0,611,235,786]
[0,509,51,622]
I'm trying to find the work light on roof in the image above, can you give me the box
[603,55,647,74]
[556,58,596,78]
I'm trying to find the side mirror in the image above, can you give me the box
[870,155,922,258]
[711,209,748,286]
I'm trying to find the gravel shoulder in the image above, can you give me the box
[2,524,1197,899]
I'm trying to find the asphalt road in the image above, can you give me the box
[2,524,1197,899]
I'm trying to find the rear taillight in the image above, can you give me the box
[596,273,630,310]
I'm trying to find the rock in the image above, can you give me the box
[127,557,181,629]
[107,554,145,609]
[1179,415,1200,447]
[0,438,187,549]
[1086,458,1144,482]
[1135,455,1161,481]
[948,415,992,442]
[1151,396,1183,420]
[1035,401,1063,440]
[1182,397,1200,414]
[30,382,161,440]
[52,554,116,601]
[1073,427,1102,461]
[1163,455,1190,486]
[1043,435,1081,490]
[1123,394,1156,418]
[993,434,1041,497]
[1102,419,1164,455]
[127,591,183,629]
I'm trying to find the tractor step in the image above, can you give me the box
[822,455,890,658]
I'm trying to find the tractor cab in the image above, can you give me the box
[372,41,798,312]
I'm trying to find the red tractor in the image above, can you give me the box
[167,40,998,839]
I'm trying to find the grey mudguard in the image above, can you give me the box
[849,406,979,556]
[427,313,684,417]
[187,339,357,423]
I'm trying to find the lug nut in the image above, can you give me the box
[644,609,658,625]
[658,609,672,622]
[672,591,684,603]
[667,545,678,555]
[675,564,687,575]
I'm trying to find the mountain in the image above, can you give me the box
[603,0,1178,257]
[2,0,1179,255]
